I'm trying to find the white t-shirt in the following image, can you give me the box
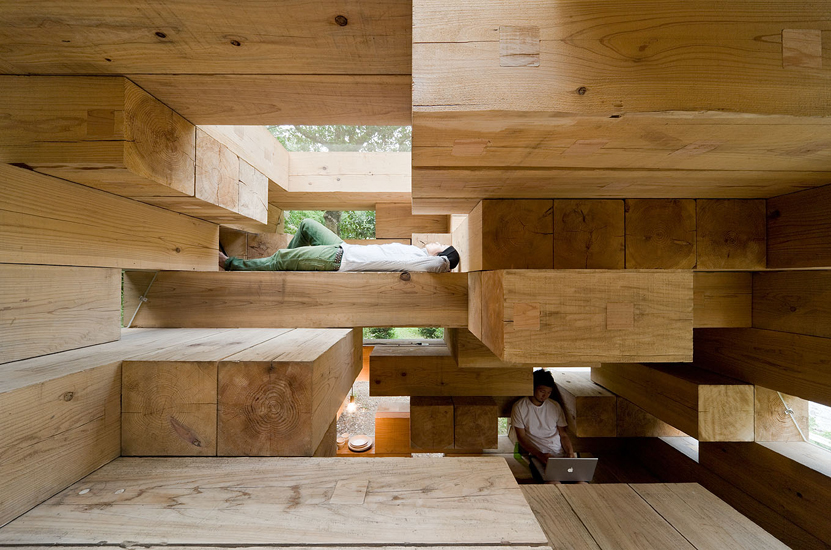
[511,397,568,457]
[338,242,449,272]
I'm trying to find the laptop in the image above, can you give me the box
[530,457,598,482]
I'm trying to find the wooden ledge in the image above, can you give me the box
[131,271,469,329]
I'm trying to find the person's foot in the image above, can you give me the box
[218,250,228,270]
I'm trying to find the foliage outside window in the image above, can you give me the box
[809,401,831,452]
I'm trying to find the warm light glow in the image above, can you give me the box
[346,394,357,413]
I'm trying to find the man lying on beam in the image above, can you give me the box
[219,218,460,273]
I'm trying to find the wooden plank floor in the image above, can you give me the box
[523,483,787,550]
[0,457,548,547]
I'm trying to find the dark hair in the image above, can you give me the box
[438,246,460,269]
[533,369,555,390]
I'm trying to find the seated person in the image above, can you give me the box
[511,369,576,482]
[219,218,459,273]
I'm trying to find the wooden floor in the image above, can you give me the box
[0,457,547,547]
[523,483,787,550]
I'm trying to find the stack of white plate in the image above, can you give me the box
[347,434,373,452]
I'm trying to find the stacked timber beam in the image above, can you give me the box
[0,77,269,226]
[411,1,831,213]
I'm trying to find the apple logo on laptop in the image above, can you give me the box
[567,467,574,473]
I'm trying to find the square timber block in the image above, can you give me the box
[471,270,693,364]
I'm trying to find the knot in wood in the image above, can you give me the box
[155,31,167,39]
[230,40,242,47]
[62,391,74,401]
[335,15,348,26]
[577,86,588,95]
[399,272,411,281]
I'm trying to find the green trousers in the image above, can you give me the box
[225,219,343,271]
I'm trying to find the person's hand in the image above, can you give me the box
[218,251,228,270]
[569,451,577,458]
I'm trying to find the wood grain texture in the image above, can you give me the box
[122,362,218,456]
[700,442,831,544]
[131,271,468,328]
[413,1,830,116]
[370,343,531,397]
[0,265,120,364]
[0,363,120,528]
[755,386,809,442]
[559,484,696,550]
[0,77,195,200]
[375,202,450,239]
[132,75,413,126]
[693,272,752,328]
[0,1,411,75]
[0,457,546,545]
[753,271,831,338]
[552,370,616,438]
[218,329,359,456]
[410,397,455,450]
[478,270,693,364]
[521,485,601,550]
[0,164,218,271]
[198,125,289,193]
[278,152,411,211]
[625,199,696,269]
[630,438,828,550]
[615,398,686,438]
[767,184,831,268]
[552,200,624,269]
[477,200,554,270]
[453,396,497,449]
[694,328,831,407]
[593,363,754,441]
[631,483,789,550]
[696,200,766,269]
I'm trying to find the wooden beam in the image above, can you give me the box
[473,270,693,364]
[0,76,195,200]
[0,164,217,271]
[0,363,120,528]
[198,125,289,194]
[521,486,601,550]
[412,167,831,204]
[369,344,531,397]
[616,398,687,438]
[132,75,413,126]
[552,371,616,438]
[272,153,411,211]
[410,396,454,450]
[0,2,411,75]
[0,457,547,546]
[217,329,361,456]
[121,329,290,456]
[144,128,269,224]
[413,2,830,116]
[753,271,831,338]
[755,386,809,442]
[630,438,827,550]
[693,272,752,328]
[694,328,831,407]
[696,200,766,269]
[375,202,450,239]
[552,200,624,269]
[412,232,452,249]
[767,184,831,268]
[132,271,467,328]
[453,396,498,450]
[700,442,831,545]
[625,199,696,269]
[456,200,554,271]
[592,363,754,441]
[0,265,120,364]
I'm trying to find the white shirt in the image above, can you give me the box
[338,242,449,272]
[511,397,568,457]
